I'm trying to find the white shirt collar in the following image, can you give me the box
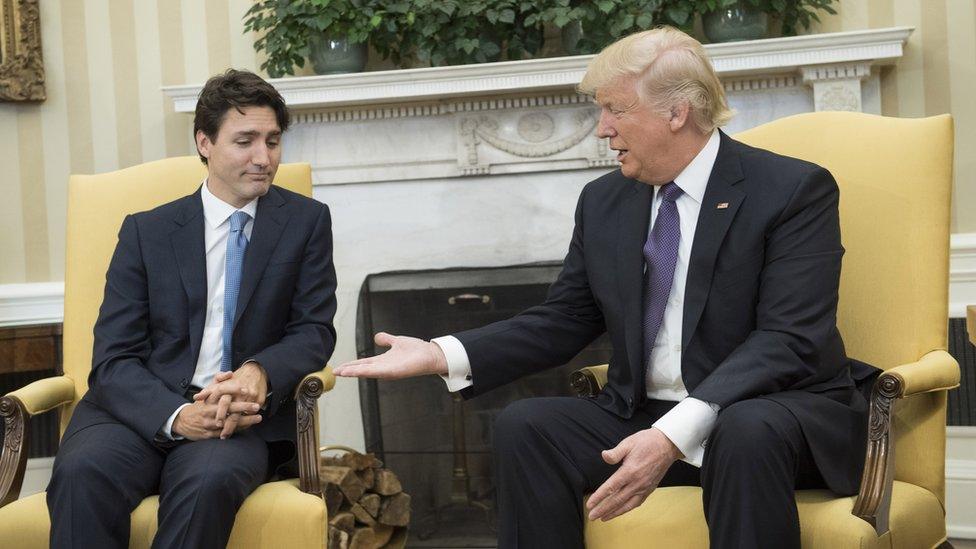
[200,178,259,229]
[669,129,720,205]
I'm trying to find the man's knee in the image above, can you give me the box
[493,398,568,450]
[705,399,797,468]
[50,448,115,494]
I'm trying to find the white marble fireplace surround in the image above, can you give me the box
[164,27,912,451]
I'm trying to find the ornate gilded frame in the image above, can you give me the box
[0,0,45,102]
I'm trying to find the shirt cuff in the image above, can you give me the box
[652,397,720,467]
[432,335,473,392]
[160,403,192,441]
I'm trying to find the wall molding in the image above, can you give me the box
[0,282,65,327]
[946,426,976,539]
[951,233,976,318]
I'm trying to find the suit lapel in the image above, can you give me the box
[681,132,746,349]
[234,186,288,327]
[616,180,653,388]
[171,190,208,365]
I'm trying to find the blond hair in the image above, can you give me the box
[579,27,733,133]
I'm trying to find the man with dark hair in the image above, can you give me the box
[46,69,338,548]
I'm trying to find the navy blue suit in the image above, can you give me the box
[455,133,879,548]
[48,185,337,548]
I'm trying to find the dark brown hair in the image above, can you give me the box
[193,69,290,164]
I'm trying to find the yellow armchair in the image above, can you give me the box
[573,112,960,549]
[0,157,336,548]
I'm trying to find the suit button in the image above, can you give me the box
[180,379,188,388]
[627,397,634,406]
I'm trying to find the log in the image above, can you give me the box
[373,469,402,496]
[321,465,366,503]
[359,493,381,518]
[358,466,376,490]
[324,483,345,516]
[378,492,411,527]
[351,502,378,527]
[349,524,394,549]
[328,526,350,549]
[382,527,408,549]
[328,511,356,533]
[341,452,382,471]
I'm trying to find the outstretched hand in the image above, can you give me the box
[332,332,449,379]
[586,427,682,522]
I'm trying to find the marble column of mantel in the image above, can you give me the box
[164,26,912,113]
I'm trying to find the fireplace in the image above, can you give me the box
[355,263,611,546]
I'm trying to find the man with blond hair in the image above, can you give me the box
[335,27,875,548]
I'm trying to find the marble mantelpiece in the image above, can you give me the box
[164,27,911,450]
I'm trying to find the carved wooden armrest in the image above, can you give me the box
[294,366,337,497]
[570,364,609,397]
[0,376,76,507]
[851,350,960,536]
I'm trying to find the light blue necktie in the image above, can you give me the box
[221,211,250,372]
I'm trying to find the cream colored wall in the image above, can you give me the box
[810,0,976,235]
[0,0,260,284]
[1,0,974,284]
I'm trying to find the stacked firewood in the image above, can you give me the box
[321,448,411,549]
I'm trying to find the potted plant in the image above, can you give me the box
[243,0,384,77]
[371,0,547,67]
[693,0,838,43]
[550,0,837,53]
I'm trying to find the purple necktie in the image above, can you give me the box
[642,182,683,367]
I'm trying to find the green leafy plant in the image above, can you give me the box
[370,0,547,67]
[243,0,384,77]
[658,0,837,36]
[244,0,838,76]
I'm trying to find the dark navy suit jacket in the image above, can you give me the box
[456,132,878,495]
[67,185,337,472]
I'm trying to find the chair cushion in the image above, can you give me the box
[584,482,946,549]
[0,479,326,549]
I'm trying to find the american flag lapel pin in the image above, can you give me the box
[716,202,729,209]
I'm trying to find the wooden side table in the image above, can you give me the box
[968,305,976,346]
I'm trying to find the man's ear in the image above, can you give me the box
[195,130,212,161]
[668,102,691,132]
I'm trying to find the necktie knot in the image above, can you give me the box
[660,182,683,203]
[229,211,250,233]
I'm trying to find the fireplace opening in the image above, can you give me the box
[355,262,612,547]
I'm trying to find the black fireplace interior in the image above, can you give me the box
[355,262,611,547]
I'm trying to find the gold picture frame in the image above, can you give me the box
[0,0,44,102]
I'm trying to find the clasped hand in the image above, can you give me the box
[173,362,268,441]
[585,427,683,522]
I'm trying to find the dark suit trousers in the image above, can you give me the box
[493,396,825,549]
[47,405,268,549]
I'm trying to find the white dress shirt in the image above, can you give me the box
[435,130,722,467]
[160,180,258,439]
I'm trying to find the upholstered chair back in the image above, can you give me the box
[735,112,953,505]
[60,157,312,434]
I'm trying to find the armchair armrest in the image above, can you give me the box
[294,366,337,497]
[1,376,76,508]
[852,350,960,536]
[570,364,609,397]
[6,376,76,416]
[884,350,961,396]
